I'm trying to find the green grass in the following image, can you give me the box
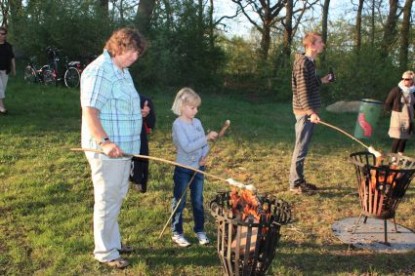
[1,76,415,275]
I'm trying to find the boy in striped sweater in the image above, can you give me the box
[289,32,332,195]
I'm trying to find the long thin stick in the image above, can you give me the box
[71,147,229,182]
[318,120,369,149]
[158,172,197,239]
[158,120,231,238]
[72,147,255,190]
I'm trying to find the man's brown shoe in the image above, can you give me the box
[106,257,129,269]
[290,182,317,195]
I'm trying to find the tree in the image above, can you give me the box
[230,0,320,64]
[381,0,399,58]
[282,0,293,60]
[230,0,289,62]
[0,0,10,27]
[355,0,364,50]
[99,0,109,18]
[136,0,156,34]
[321,0,330,43]
[399,0,412,70]
[320,0,330,63]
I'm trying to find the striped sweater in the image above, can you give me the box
[291,53,321,115]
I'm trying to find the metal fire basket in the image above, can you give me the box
[210,191,292,276]
[349,151,415,244]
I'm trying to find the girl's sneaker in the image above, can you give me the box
[196,232,210,245]
[172,234,191,247]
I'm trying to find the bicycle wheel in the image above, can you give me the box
[24,66,37,83]
[43,69,57,86]
[64,67,80,88]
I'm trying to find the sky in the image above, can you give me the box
[215,0,352,37]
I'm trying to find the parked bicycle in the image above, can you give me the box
[48,46,88,88]
[23,56,56,86]
[63,54,97,88]
[24,46,87,88]
[63,60,84,88]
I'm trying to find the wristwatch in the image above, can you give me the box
[98,137,110,146]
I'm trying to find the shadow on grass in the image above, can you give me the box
[274,241,415,274]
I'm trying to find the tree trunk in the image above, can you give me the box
[8,0,24,39]
[260,23,271,61]
[136,0,156,35]
[381,0,399,58]
[355,0,364,51]
[371,0,375,47]
[283,0,293,60]
[321,0,330,63]
[208,0,214,49]
[99,0,109,18]
[231,0,294,63]
[0,0,10,27]
[399,0,412,71]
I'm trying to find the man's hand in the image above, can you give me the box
[102,142,124,158]
[309,113,320,123]
[321,74,331,84]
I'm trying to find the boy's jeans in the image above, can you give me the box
[289,114,315,189]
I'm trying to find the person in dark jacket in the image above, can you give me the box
[0,27,16,114]
[384,70,415,155]
[289,32,332,195]
[130,95,156,192]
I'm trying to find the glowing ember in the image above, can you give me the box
[210,190,292,275]
[229,188,263,221]
[369,157,401,191]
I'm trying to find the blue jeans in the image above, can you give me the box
[171,166,205,234]
[289,114,315,189]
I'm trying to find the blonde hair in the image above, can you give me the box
[303,32,322,48]
[171,87,201,116]
[402,70,415,81]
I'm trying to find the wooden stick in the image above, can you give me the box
[71,147,229,183]
[318,120,369,149]
[71,147,256,190]
[218,120,231,137]
[318,120,383,157]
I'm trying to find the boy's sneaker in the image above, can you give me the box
[289,182,317,195]
[196,232,210,245]
[172,234,191,247]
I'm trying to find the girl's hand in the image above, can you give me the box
[207,131,218,141]
[199,157,207,166]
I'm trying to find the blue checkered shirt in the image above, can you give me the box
[81,50,142,156]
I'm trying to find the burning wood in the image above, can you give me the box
[228,188,262,254]
[210,190,292,275]
[229,188,262,221]
[368,156,401,192]
[350,151,415,244]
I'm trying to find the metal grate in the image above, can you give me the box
[210,191,291,276]
[349,151,415,244]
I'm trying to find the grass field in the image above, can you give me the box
[1,76,415,275]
